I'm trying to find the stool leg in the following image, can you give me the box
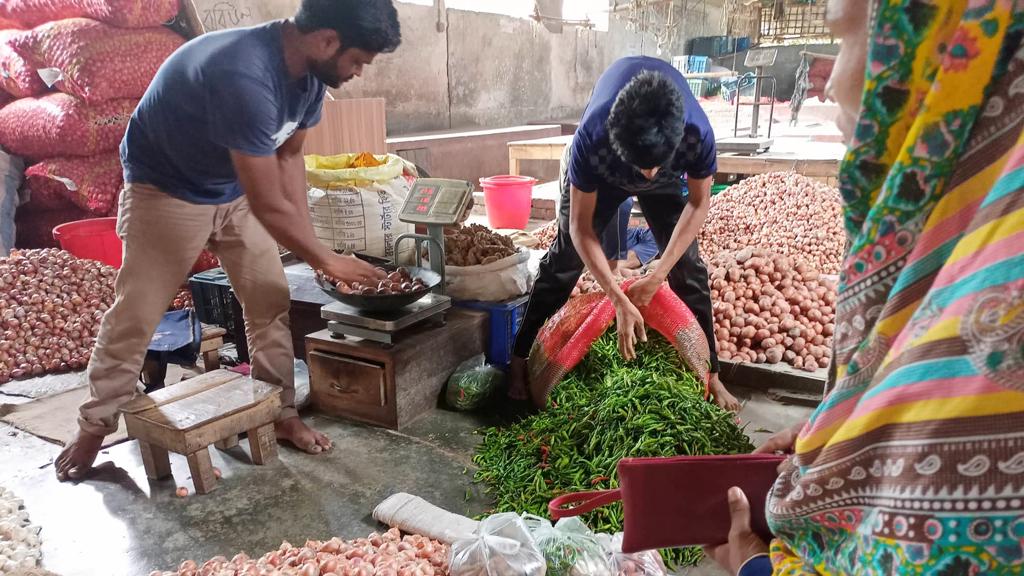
[186,447,217,494]
[215,434,239,450]
[202,349,220,372]
[248,423,278,465]
[139,441,171,480]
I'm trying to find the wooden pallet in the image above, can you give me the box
[121,370,281,494]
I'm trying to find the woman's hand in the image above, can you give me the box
[702,487,770,575]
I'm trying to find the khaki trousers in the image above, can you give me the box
[78,183,297,436]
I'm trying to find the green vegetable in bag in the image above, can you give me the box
[446,355,505,410]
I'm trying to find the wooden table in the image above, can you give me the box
[122,370,281,494]
[507,135,843,180]
[716,145,843,179]
[507,135,572,175]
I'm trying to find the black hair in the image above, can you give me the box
[295,0,402,54]
[606,71,685,169]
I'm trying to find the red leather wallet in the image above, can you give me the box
[548,454,785,552]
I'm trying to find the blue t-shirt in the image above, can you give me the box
[568,56,716,194]
[121,21,326,205]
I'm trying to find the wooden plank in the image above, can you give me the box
[186,447,217,495]
[139,441,171,480]
[716,154,840,178]
[718,358,827,396]
[303,98,387,156]
[121,370,241,415]
[248,423,278,465]
[134,378,280,433]
[201,325,227,340]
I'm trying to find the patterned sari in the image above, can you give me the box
[766,1,1024,573]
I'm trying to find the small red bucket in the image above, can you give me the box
[52,217,122,268]
[480,175,536,230]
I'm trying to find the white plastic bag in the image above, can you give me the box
[445,249,532,301]
[597,533,669,576]
[524,515,613,576]
[449,513,546,576]
[305,154,417,263]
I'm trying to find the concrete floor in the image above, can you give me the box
[0,386,813,576]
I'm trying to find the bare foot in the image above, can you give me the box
[275,416,332,454]
[508,356,529,401]
[55,429,104,482]
[709,374,742,412]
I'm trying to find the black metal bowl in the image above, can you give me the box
[315,263,442,312]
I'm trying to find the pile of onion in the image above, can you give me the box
[700,172,846,275]
[710,247,835,372]
[0,248,116,384]
[154,528,449,576]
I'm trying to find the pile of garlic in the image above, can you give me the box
[0,487,42,574]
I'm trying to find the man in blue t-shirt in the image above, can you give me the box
[512,56,740,412]
[56,0,402,482]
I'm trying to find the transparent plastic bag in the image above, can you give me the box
[449,512,546,576]
[523,515,613,576]
[597,533,669,576]
[445,355,504,411]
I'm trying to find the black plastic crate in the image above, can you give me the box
[188,268,240,335]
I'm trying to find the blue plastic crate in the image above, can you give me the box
[454,295,530,366]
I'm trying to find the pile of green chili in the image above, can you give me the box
[473,331,754,568]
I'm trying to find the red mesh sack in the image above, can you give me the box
[24,154,122,216]
[11,19,184,103]
[0,0,180,29]
[528,281,711,404]
[14,205,89,248]
[0,93,136,160]
[0,29,45,98]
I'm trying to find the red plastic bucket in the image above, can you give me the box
[52,217,122,268]
[480,175,536,230]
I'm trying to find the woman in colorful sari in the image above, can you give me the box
[707,0,1024,574]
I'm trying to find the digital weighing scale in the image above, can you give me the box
[320,178,476,345]
[718,48,778,155]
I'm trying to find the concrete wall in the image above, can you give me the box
[189,1,727,136]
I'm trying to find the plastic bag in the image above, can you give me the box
[524,515,613,576]
[445,354,504,411]
[11,19,184,103]
[444,249,533,301]
[305,153,417,263]
[596,533,669,576]
[449,512,546,576]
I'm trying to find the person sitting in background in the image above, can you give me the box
[601,197,660,276]
[706,0,1024,574]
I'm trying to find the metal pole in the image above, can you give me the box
[750,65,762,138]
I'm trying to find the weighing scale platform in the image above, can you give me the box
[716,137,775,154]
[322,293,452,345]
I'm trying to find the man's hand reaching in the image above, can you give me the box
[614,297,647,361]
[318,253,386,286]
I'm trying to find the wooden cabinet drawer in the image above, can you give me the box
[308,351,386,410]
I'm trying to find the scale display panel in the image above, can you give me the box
[399,178,474,226]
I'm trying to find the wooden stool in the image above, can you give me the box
[121,369,281,494]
